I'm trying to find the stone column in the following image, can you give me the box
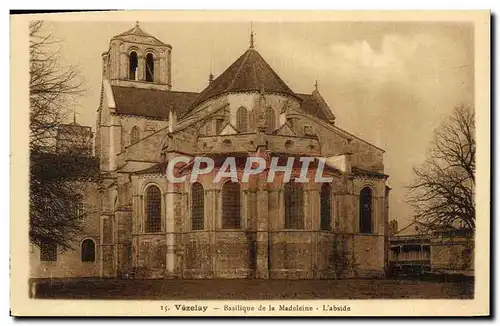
[167,49,172,88]
[164,156,181,278]
[205,187,218,278]
[110,41,120,80]
[164,186,174,277]
[138,54,145,81]
[119,44,128,80]
[255,175,269,279]
[308,184,321,279]
[115,206,133,276]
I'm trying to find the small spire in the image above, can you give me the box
[135,21,139,28]
[209,53,214,83]
[314,80,319,91]
[250,22,255,49]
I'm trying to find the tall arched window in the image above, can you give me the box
[191,182,204,230]
[236,107,249,132]
[129,51,138,80]
[145,53,155,82]
[146,185,162,233]
[130,126,140,144]
[284,182,304,229]
[222,182,241,229]
[236,107,248,132]
[81,239,96,262]
[359,187,373,234]
[266,107,276,133]
[320,183,331,230]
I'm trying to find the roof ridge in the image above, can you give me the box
[184,48,298,115]
[113,85,199,95]
[226,49,253,92]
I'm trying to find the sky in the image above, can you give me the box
[42,20,474,228]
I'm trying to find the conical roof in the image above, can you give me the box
[185,48,297,115]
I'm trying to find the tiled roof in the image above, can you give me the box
[134,161,168,175]
[111,85,335,123]
[111,86,199,119]
[351,166,388,179]
[296,93,333,121]
[185,48,297,114]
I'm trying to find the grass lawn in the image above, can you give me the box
[33,277,474,300]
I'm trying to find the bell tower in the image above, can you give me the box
[101,22,172,90]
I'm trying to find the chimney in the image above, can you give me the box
[169,109,177,133]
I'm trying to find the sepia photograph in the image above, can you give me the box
[10,10,490,317]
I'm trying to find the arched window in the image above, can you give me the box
[191,182,204,230]
[146,185,162,233]
[130,126,140,144]
[359,187,373,234]
[236,107,248,132]
[145,53,155,82]
[81,239,96,262]
[266,107,276,133]
[129,51,138,81]
[222,182,241,229]
[284,182,304,229]
[320,183,331,230]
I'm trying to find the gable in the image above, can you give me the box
[274,122,295,136]
[219,122,238,135]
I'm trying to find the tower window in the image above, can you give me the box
[81,239,96,262]
[236,107,249,132]
[129,51,138,81]
[284,182,304,229]
[145,53,155,82]
[145,185,162,233]
[191,182,205,230]
[320,183,331,230]
[359,187,373,234]
[222,182,241,229]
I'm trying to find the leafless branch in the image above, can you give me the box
[407,105,475,232]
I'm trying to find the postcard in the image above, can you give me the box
[10,10,490,317]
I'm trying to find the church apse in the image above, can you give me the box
[38,22,390,281]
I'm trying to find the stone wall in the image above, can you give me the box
[431,236,474,272]
[119,115,168,152]
[29,183,101,279]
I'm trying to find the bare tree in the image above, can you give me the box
[29,20,83,152]
[407,105,475,231]
[29,21,98,251]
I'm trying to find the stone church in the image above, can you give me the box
[30,23,391,280]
